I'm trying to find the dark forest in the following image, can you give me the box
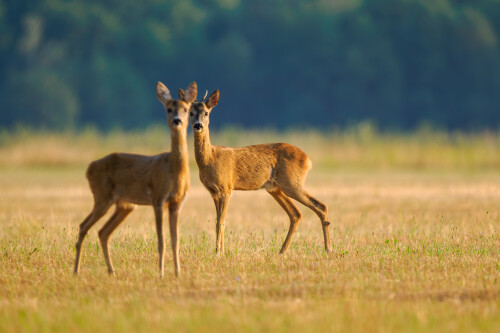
[1,0,499,130]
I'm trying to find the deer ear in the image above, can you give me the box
[178,89,185,100]
[183,81,197,103]
[156,82,172,103]
[206,90,220,109]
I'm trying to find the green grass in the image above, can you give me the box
[0,129,499,332]
[1,124,499,170]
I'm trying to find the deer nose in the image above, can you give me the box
[193,123,203,131]
[172,118,182,126]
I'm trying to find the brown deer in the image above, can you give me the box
[73,81,197,277]
[182,88,332,254]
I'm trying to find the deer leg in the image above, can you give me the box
[168,202,181,278]
[74,200,112,275]
[153,204,166,277]
[98,203,135,275]
[213,192,230,255]
[267,188,302,254]
[282,188,332,252]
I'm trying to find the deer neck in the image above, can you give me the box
[194,129,212,167]
[170,128,189,173]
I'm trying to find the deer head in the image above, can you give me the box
[188,89,220,133]
[156,81,198,131]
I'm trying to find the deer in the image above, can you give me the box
[73,81,197,278]
[180,88,332,255]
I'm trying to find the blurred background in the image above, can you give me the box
[1,0,500,131]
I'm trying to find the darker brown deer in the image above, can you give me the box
[183,89,332,254]
[74,81,197,277]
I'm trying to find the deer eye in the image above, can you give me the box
[167,108,172,113]
[205,112,208,116]
[189,112,194,116]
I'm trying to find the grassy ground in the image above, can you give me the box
[0,129,499,332]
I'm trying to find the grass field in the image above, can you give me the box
[0,128,499,332]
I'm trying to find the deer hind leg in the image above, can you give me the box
[168,202,181,278]
[282,187,332,252]
[267,187,302,254]
[98,202,135,275]
[74,200,113,274]
[212,192,230,255]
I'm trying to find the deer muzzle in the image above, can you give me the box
[193,123,203,131]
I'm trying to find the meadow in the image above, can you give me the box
[0,127,499,332]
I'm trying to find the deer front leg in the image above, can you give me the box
[168,202,181,278]
[153,204,165,277]
[212,192,230,255]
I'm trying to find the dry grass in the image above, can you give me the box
[0,129,499,332]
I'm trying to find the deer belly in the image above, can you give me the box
[113,184,153,205]
[233,167,274,191]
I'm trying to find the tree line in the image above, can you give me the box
[1,0,499,130]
